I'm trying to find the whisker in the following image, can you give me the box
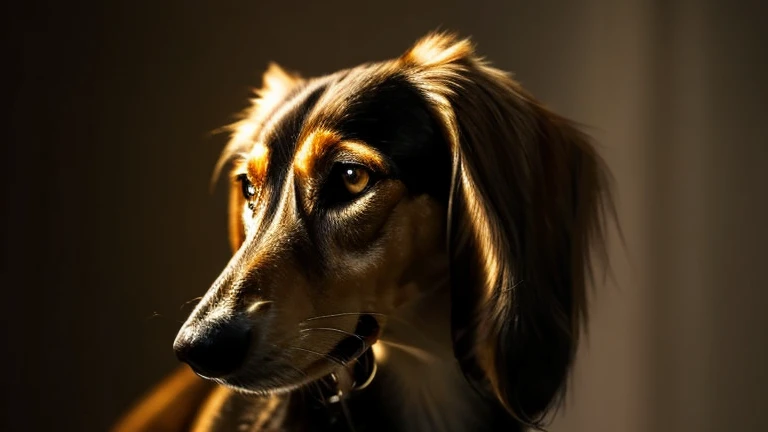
[145,311,163,320]
[378,339,438,363]
[301,312,389,322]
[284,346,347,367]
[298,327,364,341]
[143,311,185,325]
[299,312,430,348]
[180,296,204,310]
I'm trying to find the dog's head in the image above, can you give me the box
[174,33,610,425]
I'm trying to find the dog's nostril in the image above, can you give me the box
[174,321,252,378]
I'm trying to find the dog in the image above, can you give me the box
[113,32,613,432]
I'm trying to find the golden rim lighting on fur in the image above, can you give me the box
[294,129,339,176]
[247,142,270,184]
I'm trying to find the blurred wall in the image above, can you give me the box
[4,0,767,431]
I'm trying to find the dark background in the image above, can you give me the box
[4,1,768,431]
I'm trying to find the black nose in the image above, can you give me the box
[173,319,252,378]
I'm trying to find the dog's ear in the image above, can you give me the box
[214,63,302,251]
[404,33,612,426]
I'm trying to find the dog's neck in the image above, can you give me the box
[332,281,521,432]
[369,286,490,432]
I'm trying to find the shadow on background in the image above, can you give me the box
[4,1,767,431]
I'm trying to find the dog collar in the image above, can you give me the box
[318,346,377,404]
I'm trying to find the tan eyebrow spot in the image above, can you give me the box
[246,141,269,184]
[294,129,340,177]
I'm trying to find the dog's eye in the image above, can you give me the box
[237,175,257,202]
[322,163,378,205]
[341,165,371,195]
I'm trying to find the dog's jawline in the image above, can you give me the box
[194,282,519,432]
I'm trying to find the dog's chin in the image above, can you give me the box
[213,347,376,397]
[202,360,301,395]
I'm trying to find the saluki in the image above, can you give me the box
[114,32,612,432]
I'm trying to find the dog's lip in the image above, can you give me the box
[205,314,382,393]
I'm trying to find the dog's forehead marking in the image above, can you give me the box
[246,141,269,183]
[294,129,340,177]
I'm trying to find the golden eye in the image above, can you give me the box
[341,165,370,195]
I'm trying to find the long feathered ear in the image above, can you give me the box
[215,63,302,251]
[403,33,612,426]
